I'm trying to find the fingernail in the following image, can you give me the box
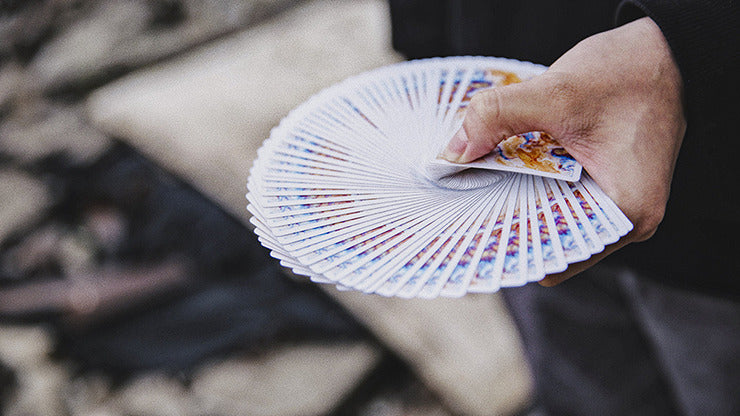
[439,129,468,162]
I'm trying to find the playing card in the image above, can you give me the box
[466,178,518,293]
[246,56,632,298]
[500,175,530,287]
[429,132,582,182]
[539,177,591,263]
[548,178,603,254]
[523,175,546,281]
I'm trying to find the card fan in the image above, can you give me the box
[246,57,632,298]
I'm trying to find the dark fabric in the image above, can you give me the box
[608,0,740,299]
[390,0,622,65]
[502,265,740,416]
[388,0,740,298]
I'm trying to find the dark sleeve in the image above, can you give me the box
[606,1,740,297]
[389,0,623,65]
[615,0,740,137]
[389,0,450,59]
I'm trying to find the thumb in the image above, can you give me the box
[439,78,558,163]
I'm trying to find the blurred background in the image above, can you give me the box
[0,1,532,415]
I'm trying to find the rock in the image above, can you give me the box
[61,343,379,416]
[191,343,380,416]
[0,260,189,320]
[0,326,67,416]
[0,319,379,416]
[359,400,452,416]
[0,326,53,368]
[0,169,50,244]
[324,291,533,416]
[0,360,15,411]
[0,0,66,63]
[62,374,117,416]
[0,62,24,110]
[3,361,68,416]
[346,362,453,416]
[28,0,299,92]
[108,373,193,416]
[64,374,112,416]
[82,205,127,254]
[58,232,97,276]
[0,102,111,165]
[1,224,64,279]
[87,0,402,223]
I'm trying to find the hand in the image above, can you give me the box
[439,17,686,285]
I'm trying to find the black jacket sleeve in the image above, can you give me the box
[607,1,740,297]
[616,0,739,142]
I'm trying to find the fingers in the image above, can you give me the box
[439,78,558,163]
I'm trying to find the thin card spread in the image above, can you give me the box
[246,56,631,298]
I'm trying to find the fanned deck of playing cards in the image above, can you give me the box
[247,57,632,298]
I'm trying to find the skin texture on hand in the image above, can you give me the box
[439,17,686,286]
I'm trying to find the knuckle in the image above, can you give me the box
[468,89,502,128]
[633,206,666,242]
[474,88,504,117]
[465,88,513,144]
[541,73,596,139]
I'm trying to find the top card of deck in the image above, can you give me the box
[431,131,582,181]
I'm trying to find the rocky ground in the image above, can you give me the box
[0,1,533,415]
